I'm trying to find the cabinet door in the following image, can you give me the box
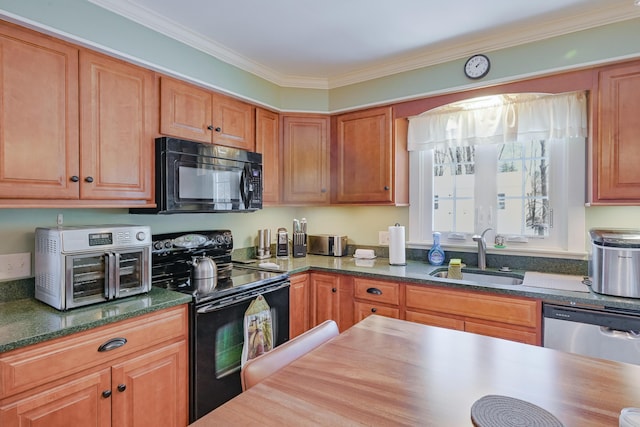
[256,108,280,204]
[464,320,538,345]
[79,50,155,201]
[0,22,79,199]
[282,115,330,204]
[311,272,339,326]
[334,107,393,203]
[160,77,212,143]
[595,61,640,202]
[0,368,111,427]
[111,341,188,427]
[289,274,310,338]
[211,93,255,150]
[405,310,465,331]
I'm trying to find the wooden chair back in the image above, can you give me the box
[241,320,339,391]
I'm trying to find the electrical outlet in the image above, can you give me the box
[378,231,390,246]
[0,252,31,280]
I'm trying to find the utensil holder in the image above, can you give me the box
[293,232,307,258]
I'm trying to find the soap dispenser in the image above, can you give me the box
[428,232,445,266]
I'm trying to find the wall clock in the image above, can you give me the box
[464,54,490,79]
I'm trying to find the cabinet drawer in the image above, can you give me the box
[0,305,188,399]
[353,278,399,305]
[354,301,399,322]
[405,285,539,328]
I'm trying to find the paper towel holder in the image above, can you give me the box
[388,223,407,266]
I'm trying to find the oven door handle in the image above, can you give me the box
[196,281,289,314]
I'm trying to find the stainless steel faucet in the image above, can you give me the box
[472,228,493,270]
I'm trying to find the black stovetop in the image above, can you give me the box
[151,230,288,304]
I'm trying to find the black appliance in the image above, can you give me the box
[150,230,289,422]
[131,137,263,214]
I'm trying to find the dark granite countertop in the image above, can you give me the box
[241,255,640,312]
[5,254,640,355]
[0,287,191,353]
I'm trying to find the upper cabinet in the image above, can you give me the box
[79,51,155,201]
[593,60,640,204]
[160,76,255,151]
[282,115,330,205]
[255,108,280,205]
[0,22,79,201]
[0,22,155,206]
[333,107,408,205]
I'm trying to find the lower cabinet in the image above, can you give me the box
[405,284,541,345]
[289,273,310,338]
[310,272,354,332]
[0,305,189,427]
[352,277,400,322]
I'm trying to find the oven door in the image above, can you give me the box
[191,281,290,422]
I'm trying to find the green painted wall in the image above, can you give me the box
[0,1,638,268]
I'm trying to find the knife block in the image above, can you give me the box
[292,232,307,258]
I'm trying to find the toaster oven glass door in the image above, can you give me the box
[64,248,150,309]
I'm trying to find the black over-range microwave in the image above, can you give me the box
[131,137,262,214]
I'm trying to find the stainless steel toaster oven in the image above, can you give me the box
[35,225,151,310]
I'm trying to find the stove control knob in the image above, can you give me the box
[153,241,164,250]
[136,231,146,241]
[164,241,173,249]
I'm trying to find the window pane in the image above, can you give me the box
[433,146,475,233]
[497,140,550,237]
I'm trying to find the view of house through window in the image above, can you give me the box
[408,91,587,253]
[433,140,551,237]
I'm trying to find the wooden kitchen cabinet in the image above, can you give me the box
[593,60,640,203]
[282,115,330,205]
[160,76,255,150]
[352,277,401,322]
[405,285,541,345]
[310,272,353,332]
[289,273,310,338]
[0,22,155,206]
[0,305,189,427]
[0,21,79,201]
[333,107,408,205]
[79,50,155,201]
[256,107,281,204]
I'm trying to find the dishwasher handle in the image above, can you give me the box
[600,326,640,339]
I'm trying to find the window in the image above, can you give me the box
[408,92,587,255]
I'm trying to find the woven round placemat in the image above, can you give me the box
[471,395,564,427]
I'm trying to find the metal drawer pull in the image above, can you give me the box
[102,390,112,398]
[367,287,382,295]
[98,337,127,352]
[117,384,127,392]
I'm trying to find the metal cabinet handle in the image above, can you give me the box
[85,176,94,183]
[207,125,222,132]
[331,288,337,293]
[97,337,127,352]
[371,307,377,313]
[384,186,390,191]
[117,384,127,392]
[102,390,112,398]
[70,175,79,182]
[367,287,382,295]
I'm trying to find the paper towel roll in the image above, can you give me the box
[388,224,406,265]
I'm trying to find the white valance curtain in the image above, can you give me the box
[407,91,588,151]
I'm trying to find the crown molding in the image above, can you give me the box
[86,1,640,90]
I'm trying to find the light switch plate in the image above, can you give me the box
[378,231,390,246]
[0,252,31,280]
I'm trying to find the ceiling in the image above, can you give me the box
[89,0,640,89]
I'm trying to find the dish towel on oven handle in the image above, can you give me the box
[241,295,274,367]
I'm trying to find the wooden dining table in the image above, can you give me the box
[191,315,640,426]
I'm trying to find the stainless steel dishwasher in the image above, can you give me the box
[543,303,640,365]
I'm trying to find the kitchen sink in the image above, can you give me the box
[429,269,524,286]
